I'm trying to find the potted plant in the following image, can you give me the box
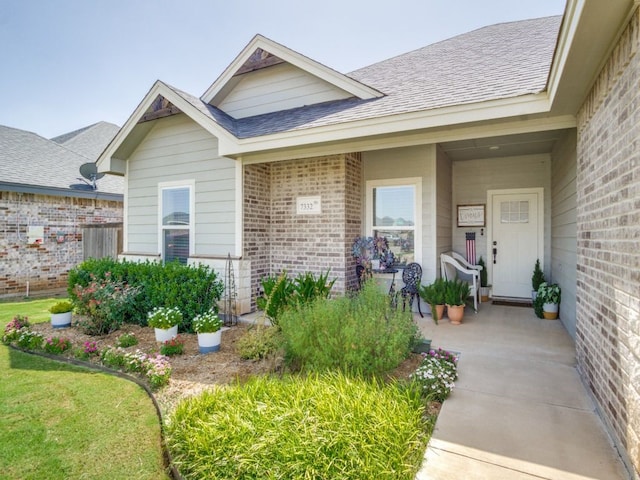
[444,279,470,325]
[192,310,223,353]
[419,278,447,324]
[531,259,545,301]
[49,300,73,328]
[147,307,182,342]
[537,282,561,319]
[478,257,491,302]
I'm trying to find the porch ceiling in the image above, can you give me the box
[439,129,568,161]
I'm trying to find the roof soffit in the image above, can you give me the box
[200,34,384,106]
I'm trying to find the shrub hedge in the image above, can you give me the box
[67,257,224,332]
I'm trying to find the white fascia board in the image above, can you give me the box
[96,81,237,174]
[219,93,556,157]
[240,114,576,164]
[201,34,383,104]
[547,0,584,106]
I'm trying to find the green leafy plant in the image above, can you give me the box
[73,273,140,335]
[115,332,138,348]
[444,279,471,306]
[48,300,73,314]
[279,281,417,376]
[68,258,224,331]
[192,310,222,333]
[532,259,545,292]
[166,372,429,479]
[16,330,43,350]
[292,270,336,305]
[256,271,296,327]
[236,326,283,360]
[533,294,544,318]
[43,336,71,355]
[537,282,561,304]
[160,336,185,356]
[100,347,172,390]
[147,307,182,329]
[419,278,447,323]
[478,257,488,288]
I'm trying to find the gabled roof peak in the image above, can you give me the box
[200,34,383,107]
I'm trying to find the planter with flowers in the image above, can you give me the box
[537,282,561,319]
[49,300,73,328]
[192,310,223,353]
[147,307,182,342]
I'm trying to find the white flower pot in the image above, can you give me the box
[197,330,221,353]
[154,325,178,342]
[542,302,559,320]
[51,312,72,328]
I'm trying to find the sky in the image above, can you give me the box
[0,0,566,139]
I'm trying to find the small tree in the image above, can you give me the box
[531,259,545,292]
[478,257,488,288]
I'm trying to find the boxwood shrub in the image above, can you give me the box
[68,257,223,332]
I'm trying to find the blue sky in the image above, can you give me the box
[0,0,565,139]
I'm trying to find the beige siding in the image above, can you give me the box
[435,146,453,272]
[218,63,352,118]
[452,154,551,279]
[551,129,577,338]
[126,114,237,256]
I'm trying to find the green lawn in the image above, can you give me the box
[0,298,168,479]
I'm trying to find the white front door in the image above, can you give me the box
[489,189,543,298]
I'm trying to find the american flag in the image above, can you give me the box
[466,232,476,265]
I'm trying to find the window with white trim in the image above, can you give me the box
[159,182,193,264]
[367,178,421,267]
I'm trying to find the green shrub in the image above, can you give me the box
[115,332,138,348]
[166,372,428,480]
[236,326,283,360]
[279,281,417,376]
[160,336,185,356]
[68,258,224,332]
[410,349,459,402]
[16,330,43,350]
[2,315,31,344]
[73,275,140,335]
[43,336,72,355]
[48,300,73,314]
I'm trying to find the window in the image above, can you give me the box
[367,178,421,267]
[159,182,194,264]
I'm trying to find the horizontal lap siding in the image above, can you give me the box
[218,63,351,118]
[126,114,236,256]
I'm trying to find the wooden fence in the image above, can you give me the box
[82,223,123,260]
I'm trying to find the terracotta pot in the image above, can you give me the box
[432,304,446,323]
[447,304,465,325]
[542,303,559,320]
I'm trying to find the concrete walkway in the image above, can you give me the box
[414,303,630,480]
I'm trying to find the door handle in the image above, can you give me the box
[493,247,497,264]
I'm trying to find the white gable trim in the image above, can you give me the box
[201,34,383,105]
[97,81,237,175]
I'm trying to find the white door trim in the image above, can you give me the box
[486,187,544,297]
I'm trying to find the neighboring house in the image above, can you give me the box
[0,122,123,296]
[97,1,639,476]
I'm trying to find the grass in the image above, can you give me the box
[0,297,168,479]
[167,372,431,479]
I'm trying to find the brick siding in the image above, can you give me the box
[243,153,362,308]
[0,191,123,297]
[576,8,640,475]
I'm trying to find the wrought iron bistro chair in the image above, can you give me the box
[401,262,423,317]
[355,264,366,289]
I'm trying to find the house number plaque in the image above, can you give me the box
[296,196,322,215]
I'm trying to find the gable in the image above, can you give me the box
[215,61,353,119]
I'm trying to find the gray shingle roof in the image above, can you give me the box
[52,121,120,161]
[0,124,123,197]
[178,16,561,139]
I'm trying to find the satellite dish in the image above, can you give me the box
[78,163,105,190]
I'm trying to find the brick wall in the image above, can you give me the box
[244,153,363,305]
[0,191,123,297]
[576,8,640,476]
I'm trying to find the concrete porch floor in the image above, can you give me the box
[414,303,630,480]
